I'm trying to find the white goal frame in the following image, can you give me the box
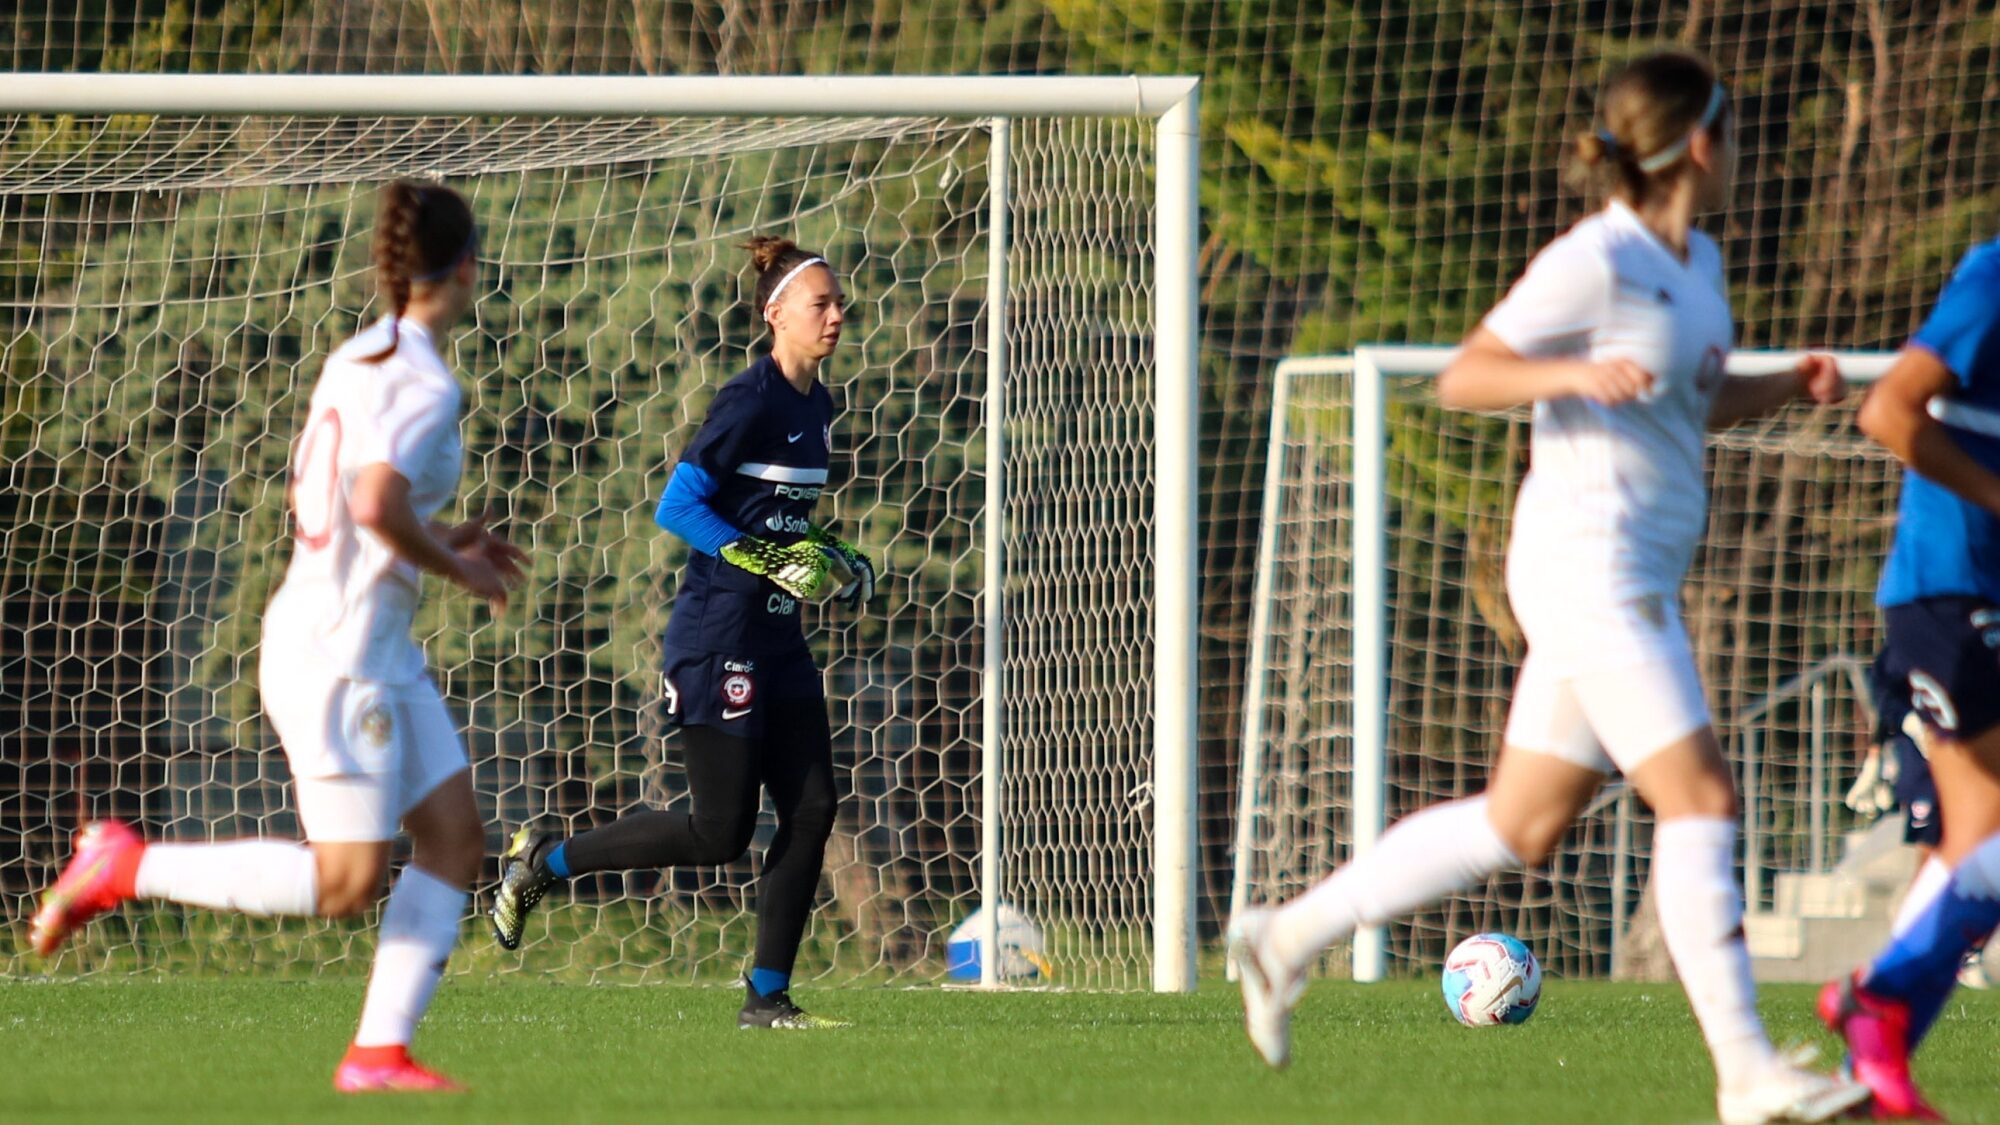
[3,73,1204,993]
[1234,345,1899,982]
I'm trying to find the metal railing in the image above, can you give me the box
[1600,652,1872,972]
[1736,654,1874,913]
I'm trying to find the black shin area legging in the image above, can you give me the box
[559,696,837,976]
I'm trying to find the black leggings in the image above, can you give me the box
[559,696,838,976]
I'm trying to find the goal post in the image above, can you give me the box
[0,74,1200,992]
[1235,346,1901,983]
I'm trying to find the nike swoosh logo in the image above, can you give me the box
[786,432,804,443]
[721,707,753,720]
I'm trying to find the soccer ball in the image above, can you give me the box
[1441,932,1541,1027]
[945,903,1051,982]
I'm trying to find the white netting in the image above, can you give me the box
[0,108,1160,988]
[0,115,929,194]
[10,3,2000,975]
[1236,364,1900,977]
[1001,117,1157,987]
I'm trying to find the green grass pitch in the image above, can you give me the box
[4,978,1997,1123]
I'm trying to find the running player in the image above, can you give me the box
[30,179,524,1092]
[489,235,873,1029]
[1845,649,1992,996]
[1818,228,2000,1120]
[1228,48,1866,1124]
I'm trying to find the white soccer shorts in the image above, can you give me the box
[260,661,468,843]
[1502,588,1714,774]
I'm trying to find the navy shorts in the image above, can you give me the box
[1884,596,2000,744]
[661,645,822,740]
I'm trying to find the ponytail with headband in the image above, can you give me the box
[1635,84,1727,174]
[764,256,828,314]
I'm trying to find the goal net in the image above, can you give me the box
[1234,350,1902,978]
[0,77,1197,990]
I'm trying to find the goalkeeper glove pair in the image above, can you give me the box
[720,525,876,611]
[1843,710,1932,819]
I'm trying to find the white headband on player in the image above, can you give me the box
[764,256,828,313]
[1636,84,1727,174]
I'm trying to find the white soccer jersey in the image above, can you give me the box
[262,317,464,684]
[1483,199,1734,604]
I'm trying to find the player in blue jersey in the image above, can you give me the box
[488,236,874,1029]
[1845,649,1994,993]
[1818,237,2000,1119]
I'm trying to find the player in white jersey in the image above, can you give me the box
[31,180,524,1093]
[1229,49,1866,1124]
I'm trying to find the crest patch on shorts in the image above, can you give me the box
[359,703,395,747]
[721,672,755,708]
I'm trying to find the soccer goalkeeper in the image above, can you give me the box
[491,236,873,1029]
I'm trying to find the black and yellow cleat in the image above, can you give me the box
[488,825,558,951]
[737,978,853,1030]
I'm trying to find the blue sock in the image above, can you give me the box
[750,967,790,998]
[1862,873,2000,1040]
[1906,982,1952,1050]
[1906,945,1994,1050]
[545,841,572,879]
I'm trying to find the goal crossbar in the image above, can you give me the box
[0,73,1199,119]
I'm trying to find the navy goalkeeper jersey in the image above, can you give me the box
[662,356,835,655]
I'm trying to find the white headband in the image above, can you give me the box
[764,256,828,311]
[1636,84,1728,173]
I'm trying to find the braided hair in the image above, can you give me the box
[360,179,477,364]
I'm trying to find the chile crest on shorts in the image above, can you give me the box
[721,657,756,714]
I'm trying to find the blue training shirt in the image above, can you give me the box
[1878,237,2000,607]
[659,355,836,654]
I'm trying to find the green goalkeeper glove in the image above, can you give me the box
[806,524,877,612]
[721,536,832,600]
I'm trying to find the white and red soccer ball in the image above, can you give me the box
[1441,932,1542,1027]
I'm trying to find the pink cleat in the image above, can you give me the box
[333,1045,466,1093]
[1817,974,1945,1121]
[30,819,144,958]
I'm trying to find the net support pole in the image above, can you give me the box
[1350,348,1389,983]
[1227,359,1353,980]
[1153,86,1201,994]
[1225,364,1296,979]
[980,116,1011,990]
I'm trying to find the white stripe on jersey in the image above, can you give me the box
[736,462,829,484]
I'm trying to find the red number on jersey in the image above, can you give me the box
[291,409,342,550]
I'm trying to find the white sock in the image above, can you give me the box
[1266,798,1519,974]
[1893,857,1951,937]
[1653,817,1778,1089]
[133,840,319,915]
[354,865,467,1048]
